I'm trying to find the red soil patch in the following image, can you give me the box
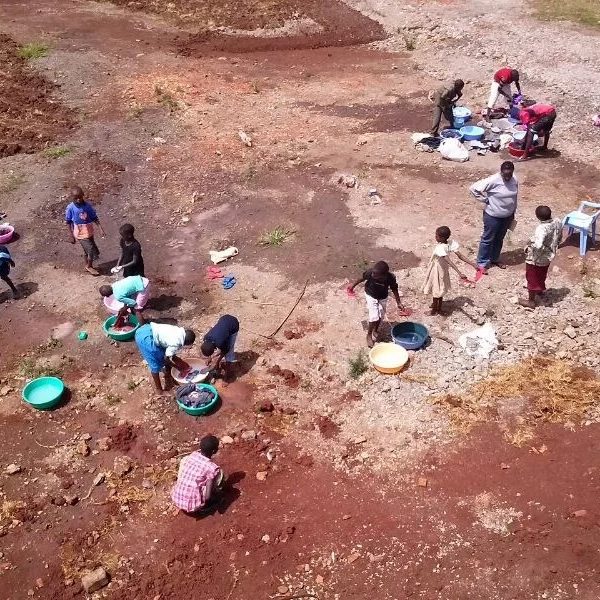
[0,34,75,158]
[317,414,340,439]
[107,423,137,452]
[267,364,300,388]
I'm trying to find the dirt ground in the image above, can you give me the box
[1,0,600,599]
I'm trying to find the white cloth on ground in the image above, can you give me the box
[209,247,239,264]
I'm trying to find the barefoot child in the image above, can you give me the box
[422,226,477,315]
[201,314,240,381]
[349,261,406,347]
[65,186,106,276]
[134,323,195,392]
[114,223,144,277]
[0,245,19,299]
[100,275,150,326]
[519,205,562,309]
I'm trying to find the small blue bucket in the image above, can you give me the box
[453,106,471,129]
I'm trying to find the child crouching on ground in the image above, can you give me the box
[422,226,477,315]
[349,260,406,347]
[519,205,562,309]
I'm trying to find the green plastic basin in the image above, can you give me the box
[102,315,140,341]
[22,376,65,410]
[176,383,219,416]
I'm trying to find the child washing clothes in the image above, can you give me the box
[99,275,150,327]
[422,226,477,315]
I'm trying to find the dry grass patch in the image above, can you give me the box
[435,357,600,435]
[534,0,600,27]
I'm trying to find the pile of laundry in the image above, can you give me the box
[176,383,216,408]
[411,116,521,163]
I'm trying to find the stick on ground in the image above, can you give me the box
[242,279,309,339]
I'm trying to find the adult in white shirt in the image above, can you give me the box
[135,322,196,391]
[469,161,518,272]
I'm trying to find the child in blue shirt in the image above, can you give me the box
[0,245,19,299]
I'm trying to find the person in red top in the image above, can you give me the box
[171,435,224,514]
[518,103,557,160]
[485,68,521,121]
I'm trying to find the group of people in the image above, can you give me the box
[0,68,565,517]
[63,186,242,514]
[429,66,557,161]
[351,160,563,346]
[61,184,243,394]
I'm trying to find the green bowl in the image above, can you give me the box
[102,315,140,341]
[176,383,219,416]
[22,376,65,410]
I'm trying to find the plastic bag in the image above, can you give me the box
[439,138,469,162]
[458,322,498,359]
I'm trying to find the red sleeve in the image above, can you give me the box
[494,68,512,84]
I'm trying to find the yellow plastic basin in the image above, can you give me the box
[369,342,409,374]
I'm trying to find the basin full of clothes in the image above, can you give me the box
[175,383,219,416]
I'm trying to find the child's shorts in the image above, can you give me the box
[365,293,387,322]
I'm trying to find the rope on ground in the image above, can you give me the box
[243,279,309,339]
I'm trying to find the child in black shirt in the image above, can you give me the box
[115,223,144,277]
[349,261,405,347]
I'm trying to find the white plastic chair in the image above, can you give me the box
[563,201,600,256]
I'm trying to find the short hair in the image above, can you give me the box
[501,161,514,172]
[535,205,552,220]
[119,223,135,237]
[454,79,465,89]
[372,260,389,274]
[70,186,84,200]
[201,340,216,356]
[436,226,451,242]
[183,329,196,346]
[199,435,219,457]
[511,69,519,81]
[99,285,113,297]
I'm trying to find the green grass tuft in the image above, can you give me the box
[18,42,49,60]
[258,226,295,247]
[348,350,368,380]
[43,146,71,159]
[19,358,62,380]
[154,85,180,112]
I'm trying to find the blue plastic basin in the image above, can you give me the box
[22,376,65,410]
[459,125,485,141]
[391,322,429,350]
[441,128,463,140]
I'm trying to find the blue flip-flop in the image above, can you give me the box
[222,276,236,290]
